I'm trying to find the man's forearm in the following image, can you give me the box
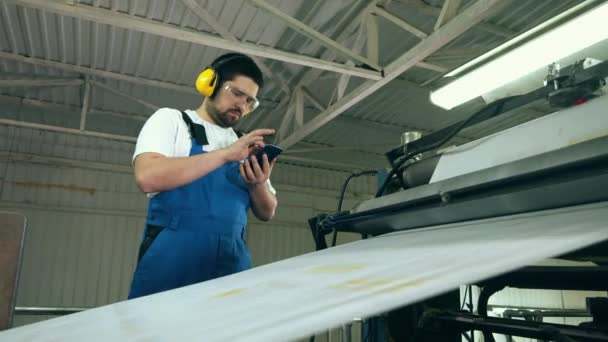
[249,183,277,221]
[135,150,230,193]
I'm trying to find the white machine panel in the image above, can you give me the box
[430,95,608,183]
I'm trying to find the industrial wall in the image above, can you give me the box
[0,123,372,342]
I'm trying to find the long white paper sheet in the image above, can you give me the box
[2,202,608,341]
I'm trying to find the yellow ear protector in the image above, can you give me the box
[195,68,218,98]
[195,54,250,98]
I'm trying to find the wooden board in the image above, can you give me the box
[0,212,26,331]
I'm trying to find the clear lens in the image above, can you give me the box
[224,84,259,114]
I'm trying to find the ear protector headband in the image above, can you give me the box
[195,54,250,98]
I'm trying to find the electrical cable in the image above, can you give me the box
[332,169,378,247]
[376,97,509,198]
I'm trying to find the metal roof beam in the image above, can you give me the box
[243,1,380,130]
[0,119,138,143]
[372,5,428,39]
[369,7,447,72]
[90,80,160,111]
[285,0,448,109]
[0,75,83,87]
[397,0,515,38]
[301,87,326,111]
[415,61,448,73]
[252,0,438,131]
[79,76,90,130]
[0,51,196,94]
[7,0,382,80]
[293,1,382,88]
[301,83,474,145]
[279,0,511,149]
[0,118,365,171]
[366,10,380,67]
[179,0,291,95]
[435,0,463,31]
[0,94,149,122]
[0,52,285,108]
[291,87,474,146]
[276,91,298,141]
[427,47,489,59]
[247,0,382,71]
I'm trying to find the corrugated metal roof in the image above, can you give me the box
[0,0,594,169]
[303,0,589,158]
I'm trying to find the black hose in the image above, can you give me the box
[337,173,357,212]
[376,98,508,198]
[333,169,378,247]
[478,284,505,342]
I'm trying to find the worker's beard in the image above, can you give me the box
[206,100,242,128]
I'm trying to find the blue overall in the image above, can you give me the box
[128,116,252,299]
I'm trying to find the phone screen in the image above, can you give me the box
[253,144,283,162]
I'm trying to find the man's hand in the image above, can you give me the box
[240,153,276,187]
[222,129,275,162]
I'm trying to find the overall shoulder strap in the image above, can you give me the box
[180,111,209,146]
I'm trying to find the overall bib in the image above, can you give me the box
[128,112,251,299]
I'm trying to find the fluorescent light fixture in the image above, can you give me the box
[430,1,608,110]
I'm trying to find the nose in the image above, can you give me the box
[234,98,248,113]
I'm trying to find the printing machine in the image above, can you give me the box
[1,61,607,342]
[309,59,608,342]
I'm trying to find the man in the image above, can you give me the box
[128,52,277,299]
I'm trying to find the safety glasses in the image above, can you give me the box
[222,84,260,115]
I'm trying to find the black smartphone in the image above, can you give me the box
[251,144,283,163]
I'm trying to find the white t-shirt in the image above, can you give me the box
[133,107,276,196]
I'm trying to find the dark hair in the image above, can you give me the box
[210,53,264,98]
